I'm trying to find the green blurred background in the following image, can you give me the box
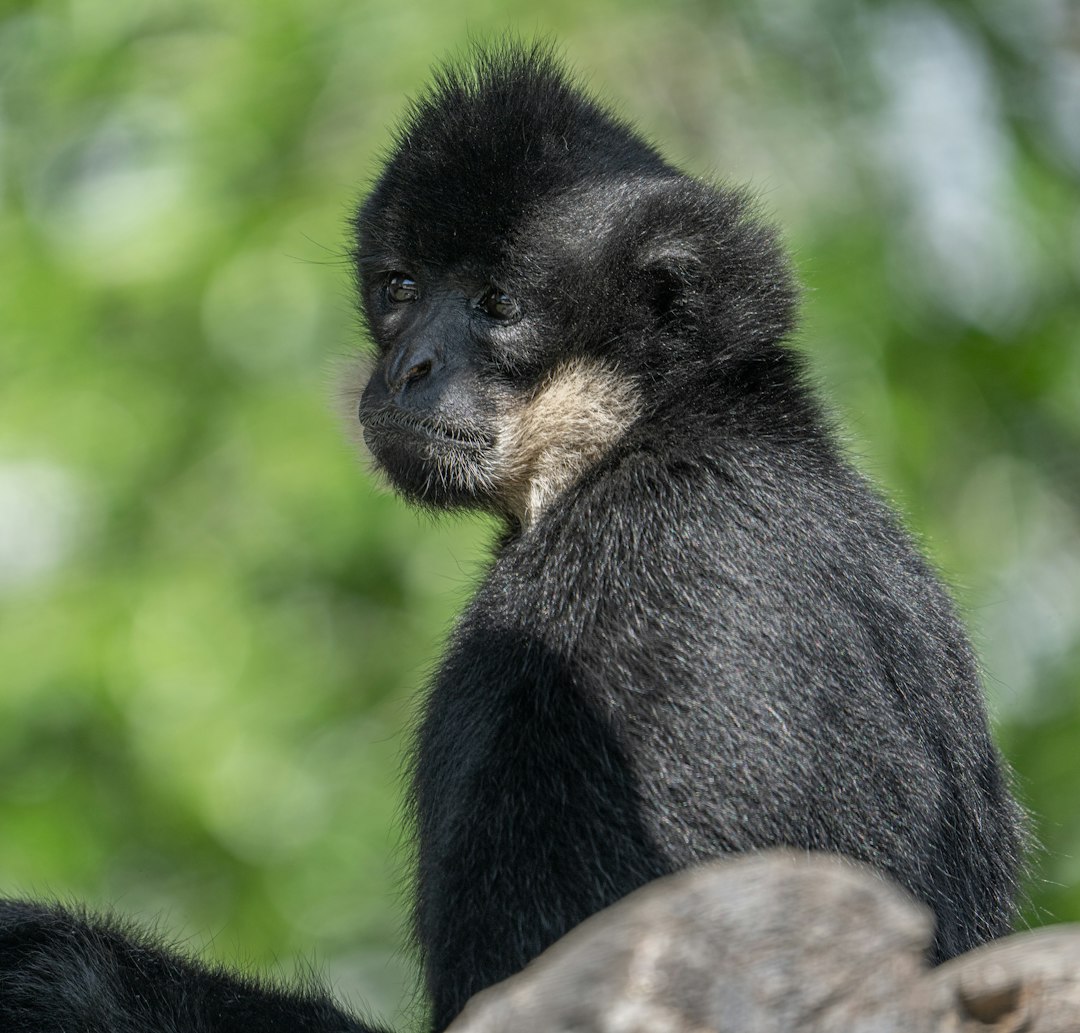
[1,0,1078,1022]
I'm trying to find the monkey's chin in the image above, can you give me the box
[364,429,497,512]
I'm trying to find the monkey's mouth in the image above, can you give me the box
[359,405,500,511]
[360,407,493,453]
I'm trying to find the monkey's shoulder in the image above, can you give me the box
[503,431,889,572]
[446,432,942,666]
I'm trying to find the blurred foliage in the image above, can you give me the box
[1,0,1078,1021]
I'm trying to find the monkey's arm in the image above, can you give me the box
[0,899,385,1033]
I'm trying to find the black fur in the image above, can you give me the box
[0,41,1025,1033]
[0,899,378,1033]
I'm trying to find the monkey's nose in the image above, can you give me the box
[399,358,432,387]
[386,341,440,394]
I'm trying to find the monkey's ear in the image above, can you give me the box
[639,245,704,321]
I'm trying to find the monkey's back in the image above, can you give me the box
[411,385,1025,1030]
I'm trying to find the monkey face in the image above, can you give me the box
[357,267,523,512]
[355,257,642,528]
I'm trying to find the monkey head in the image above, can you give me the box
[352,43,797,527]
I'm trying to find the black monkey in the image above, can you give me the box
[0,41,1024,1033]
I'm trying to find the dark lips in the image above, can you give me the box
[360,407,491,452]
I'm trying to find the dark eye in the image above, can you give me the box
[477,288,522,323]
[386,273,419,303]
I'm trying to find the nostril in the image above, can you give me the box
[404,359,432,385]
[385,344,439,393]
